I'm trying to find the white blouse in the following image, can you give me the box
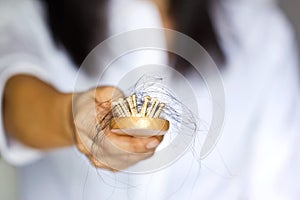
[0,0,299,199]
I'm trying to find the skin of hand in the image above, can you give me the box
[73,86,163,171]
[3,75,163,171]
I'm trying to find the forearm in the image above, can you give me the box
[3,75,75,149]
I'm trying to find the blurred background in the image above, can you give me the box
[280,0,300,54]
[0,1,299,200]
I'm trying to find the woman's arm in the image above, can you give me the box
[3,75,74,149]
[2,74,162,170]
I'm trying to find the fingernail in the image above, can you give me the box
[146,140,159,149]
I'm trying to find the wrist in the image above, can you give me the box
[56,92,76,146]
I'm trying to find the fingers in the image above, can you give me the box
[74,86,164,171]
[93,86,123,123]
[106,131,163,153]
[75,132,115,170]
[76,129,162,171]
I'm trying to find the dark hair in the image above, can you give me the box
[42,0,225,69]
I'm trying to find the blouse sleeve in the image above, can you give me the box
[0,0,56,166]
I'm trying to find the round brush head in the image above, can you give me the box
[110,94,169,136]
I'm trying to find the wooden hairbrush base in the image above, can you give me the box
[110,117,169,137]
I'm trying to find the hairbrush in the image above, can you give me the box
[110,94,169,136]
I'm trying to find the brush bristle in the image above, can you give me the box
[112,94,165,118]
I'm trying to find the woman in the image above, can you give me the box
[0,0,299,199]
